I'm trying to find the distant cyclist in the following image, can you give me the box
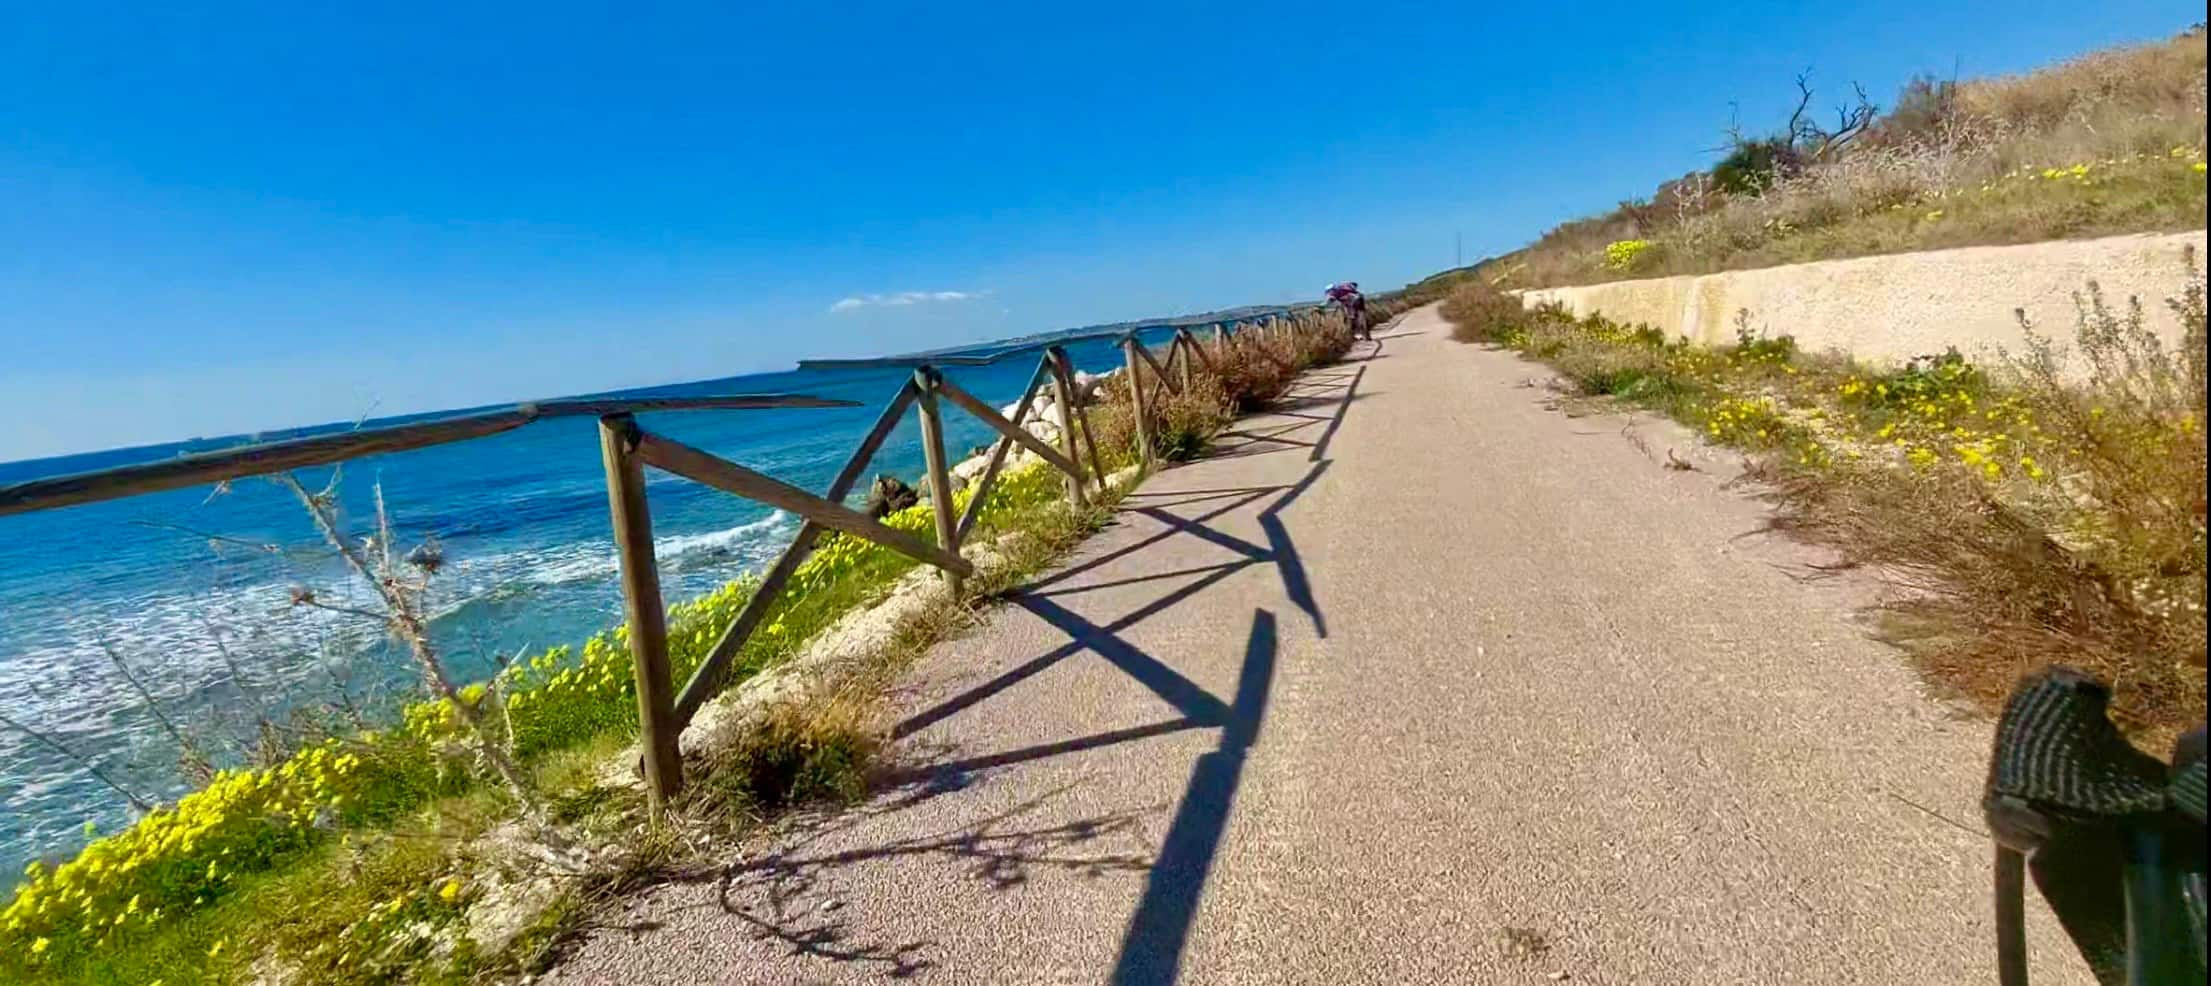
[1325,282,1372,340]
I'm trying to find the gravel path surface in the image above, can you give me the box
[548,305,2091,985]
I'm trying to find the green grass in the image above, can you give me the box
[1668,153,2209,279]
[55,791,502,985]
[16,730,645,986]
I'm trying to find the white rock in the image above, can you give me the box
[1001,394,1052,422]
[1073,372,1104,403]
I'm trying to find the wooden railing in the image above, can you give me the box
[0,306,1336,810]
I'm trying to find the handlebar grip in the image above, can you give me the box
[1983,668,2207,986]
[1984,667,2168,829]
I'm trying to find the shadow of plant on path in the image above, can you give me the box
[699,785,1159,978]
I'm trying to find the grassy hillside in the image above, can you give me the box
[1402,27,2206,298]
[1423,28,2210,746]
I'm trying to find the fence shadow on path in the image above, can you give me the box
[886,455,1325,744]
[885,342,1362,781]
[835,353,1365,982]
[1107,610,1277,986]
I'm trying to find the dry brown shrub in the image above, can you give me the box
[1757,259,2207,742]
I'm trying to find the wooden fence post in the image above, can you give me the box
[1122,337,1155,469]
[668,383,919,728]
[1043,348,1108,496]
[598,414,683,809]
[1046,349,1090,508]
[914,369,964,597]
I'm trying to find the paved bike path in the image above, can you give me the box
[551,305,2089,984]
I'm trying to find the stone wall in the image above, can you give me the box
[1518,231,2206,367]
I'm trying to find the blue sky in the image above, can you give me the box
[0,1,2193,462]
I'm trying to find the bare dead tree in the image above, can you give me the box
[1785,71,1878,162]
[279,473,541,816]
[1714,72,1881,188]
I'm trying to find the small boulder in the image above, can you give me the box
[1000,395,1047,422]
[863,475,919,518]
[1073,372,1104,403]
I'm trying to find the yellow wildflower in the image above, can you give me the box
[439,878,463,903]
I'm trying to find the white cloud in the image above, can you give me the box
[829,289,989,313]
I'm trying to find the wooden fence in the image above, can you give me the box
[0,307,1336,810]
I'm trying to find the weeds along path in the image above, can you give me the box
[548,305,2092,985]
